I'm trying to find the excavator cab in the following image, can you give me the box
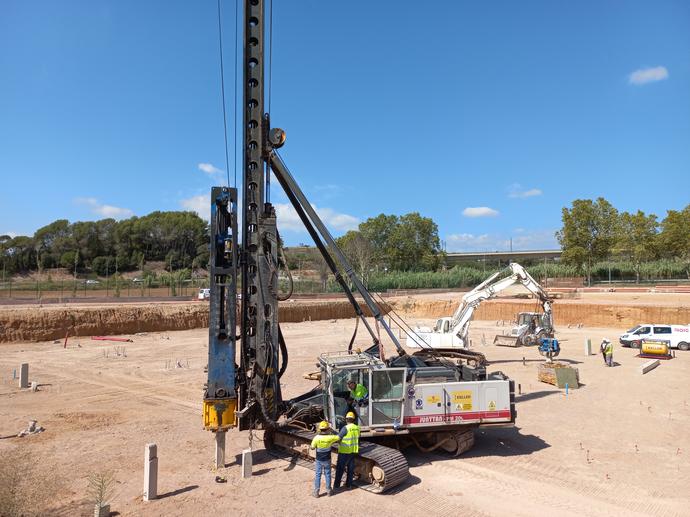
[516,311,549,329]
[494,311,553,347]
[319,352,407,433]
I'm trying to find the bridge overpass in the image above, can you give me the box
[444,249,562,267]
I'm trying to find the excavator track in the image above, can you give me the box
[265,426,409,493]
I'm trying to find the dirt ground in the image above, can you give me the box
[1,313,689,516]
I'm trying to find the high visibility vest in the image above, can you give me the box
[351,384,368,401]
[604,342,613,355]
[339,423,360,454]
[311,434,339,457]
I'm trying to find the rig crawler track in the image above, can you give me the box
[265,426,410,493]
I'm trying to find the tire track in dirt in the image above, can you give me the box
[44,366,201,414]
[417,450,682,517]
[490,449,684,516]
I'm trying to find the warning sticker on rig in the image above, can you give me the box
[451,390,472,410]
[488,400,496,411]
[426,394,441,405]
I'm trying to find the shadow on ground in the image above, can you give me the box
[515,390,559,403]
[157,485,199,499]
[406,426,549,467]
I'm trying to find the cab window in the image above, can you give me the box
[653,326,671,334]
[634,327,651,335]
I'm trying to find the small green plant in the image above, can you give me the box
[87,470,115,511]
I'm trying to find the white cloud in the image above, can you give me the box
[462,206,499,218]
[75,197,134,219]
[628,66,668,85]
[275,203,359,233]
[508,183,542,199]
[1,232,18,238]
[446,229,557,252]
[180,194,211,221]
[198,162,224,176]
[510,230,558,250]
[447,233,504,251]
[312,184,344,200]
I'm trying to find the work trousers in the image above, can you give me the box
[334,453,355,488]
[605,354,613,367]
[314,459,332,492]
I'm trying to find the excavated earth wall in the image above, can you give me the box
[1,297,688,343]
[0,301,377,343]
[388,298,690,328]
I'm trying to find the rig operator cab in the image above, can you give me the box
[291,351,515,448]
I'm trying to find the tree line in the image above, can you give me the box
[3,200,687,285]
[0,211,209,277]
[557,199,690,283]
[335,212,444,281]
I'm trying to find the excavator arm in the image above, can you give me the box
[451,263,553,347]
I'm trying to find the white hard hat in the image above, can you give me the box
[602,339,610,343]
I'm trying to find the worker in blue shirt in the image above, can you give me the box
[310,420,340,497]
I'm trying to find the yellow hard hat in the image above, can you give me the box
[318,421,329,430]
[346,412,356,420]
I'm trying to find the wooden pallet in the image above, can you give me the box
[538,362,580,388]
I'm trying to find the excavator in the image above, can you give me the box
[202,0,515,493]
[408,263,554,349]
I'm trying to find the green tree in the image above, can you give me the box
[657,205,690,277]
[33,219,72,269]
[336,230,374,283]
[387,212,443,271]
[91,256,113,276]
[3,236,35,273]
[357,212,442,272]
[59,250,78,269]
[615,210,658,283]
[556,198,618,285]
[359,214,398,269]
[72,221,101,267]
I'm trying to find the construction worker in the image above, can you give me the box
[346,379,368,406]
[310,420,340,498]
[334,411,360,490]
[601,338,614,367]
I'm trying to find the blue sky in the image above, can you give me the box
[1,0,688,251]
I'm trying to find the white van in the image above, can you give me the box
[198,288,211,300]
[619,324,690,351]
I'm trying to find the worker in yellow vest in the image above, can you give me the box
[346,380,368,406]
[600,338,614,367]
[334,411,360,490]
[310,421,340,497]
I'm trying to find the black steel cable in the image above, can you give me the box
[216,0,231,187]
[371,291,450,361]
[233,0,238,187]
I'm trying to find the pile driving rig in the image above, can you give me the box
[203,0,516,493]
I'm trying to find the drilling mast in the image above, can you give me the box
[203,0,284,435]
